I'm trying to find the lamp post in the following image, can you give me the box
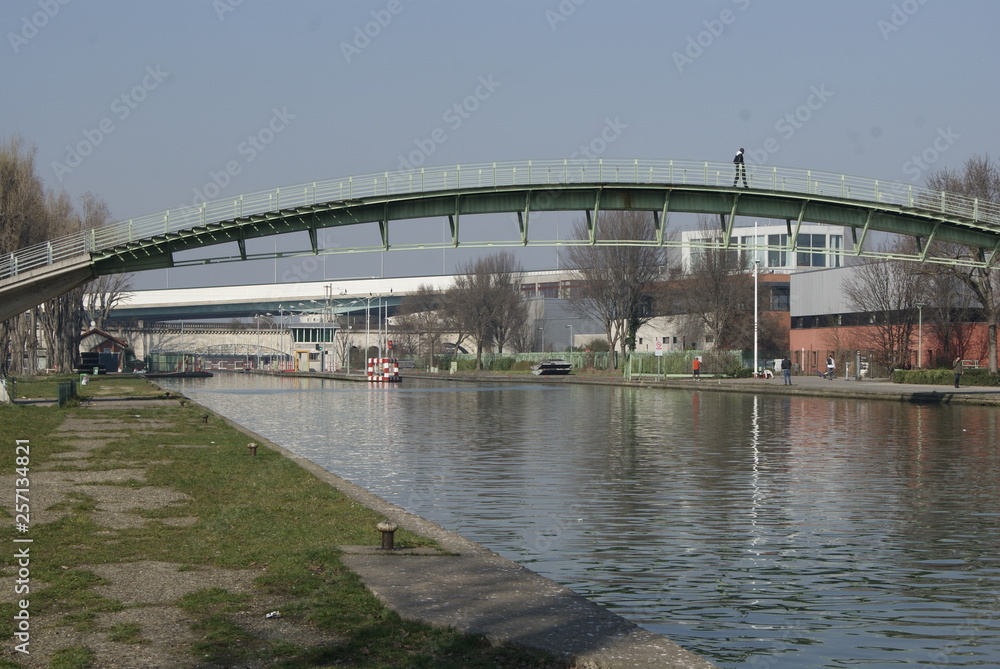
[254,314,262,369]
[916,302,925,368]
[565,324,573,353]
[753,259,760,377]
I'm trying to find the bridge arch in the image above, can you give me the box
[2,158,999,322]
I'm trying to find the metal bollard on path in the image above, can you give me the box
[376,520,398,549]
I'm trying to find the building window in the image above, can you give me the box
[796,233,827,267]
[829,235,842,268]
[770,285,790,311]
[538,282,559,298]
[739,234,766,267]
[768,233,787,268]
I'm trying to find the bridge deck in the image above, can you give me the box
[2,158,999,322]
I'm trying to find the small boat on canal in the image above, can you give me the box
[531,359,572,376]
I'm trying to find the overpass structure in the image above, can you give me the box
[3,158,1000,322]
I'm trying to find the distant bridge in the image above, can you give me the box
[3,158,999,322]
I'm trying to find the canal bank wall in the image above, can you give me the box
[256,367,1000,407]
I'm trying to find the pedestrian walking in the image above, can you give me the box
[781,357,792,385]
[953,356,963,388]
[825,355,836,380]
[733,148,747,187]
[692,356,701,380]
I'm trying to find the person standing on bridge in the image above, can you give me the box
[733,148,748,187]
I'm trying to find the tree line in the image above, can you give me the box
[844,155,1000,373]
[391,209,789,370]
[1,135,129,376]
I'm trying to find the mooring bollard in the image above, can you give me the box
[247,442,257,456]
[376,520,398,550]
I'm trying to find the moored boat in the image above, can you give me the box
[531,359,572,375]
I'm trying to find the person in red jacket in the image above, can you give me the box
[692,356,701,380]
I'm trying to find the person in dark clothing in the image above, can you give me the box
[953,357,963,388]
[781,357,792,385]
[733,148,747,187]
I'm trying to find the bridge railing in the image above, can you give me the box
[4,158,1000,282]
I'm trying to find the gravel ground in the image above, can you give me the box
[0,401,345,669]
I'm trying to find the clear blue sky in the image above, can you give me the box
[3,0,997,289]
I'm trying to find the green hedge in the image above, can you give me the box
[893,368,1000,386]
[726,364,754,378]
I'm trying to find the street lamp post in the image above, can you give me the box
[254,314,262,369]
[917,302,925,368]
[753,221,760,378]
[753,258,760,377]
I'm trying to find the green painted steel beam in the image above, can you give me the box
[65,183,1000,279]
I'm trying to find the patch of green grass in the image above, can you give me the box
[30,568,124,627]
[48,492,99,514]
[0,603,18,640]
[177,587,248,616]
[49,645,95,669]
[106,621,146,644]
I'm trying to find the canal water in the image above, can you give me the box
[160,373,1000,668]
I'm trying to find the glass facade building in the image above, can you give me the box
[683,224,850,273]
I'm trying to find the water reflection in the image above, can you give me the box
[163,373,1000,668]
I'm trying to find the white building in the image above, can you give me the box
[680,222,855,273]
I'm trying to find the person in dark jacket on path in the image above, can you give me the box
[733,148,747,187]
[953,357,963,388]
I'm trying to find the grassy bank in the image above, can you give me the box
[0,375,571,668]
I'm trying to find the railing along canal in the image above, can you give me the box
[4,158,999,281]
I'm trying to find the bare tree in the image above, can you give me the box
[0,138,129,374]
[508,317,536,354]
[922,271,978,367]
[0,136,49,374]
[80,192,132,330]
[922,155,1000,372]
[35,192,86,372]
[674,216,754,350]
[564,210,665,367]
[445,251,524,370]
[393,284,446,366]
[843,248,924,371]
[491,280,528,355]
